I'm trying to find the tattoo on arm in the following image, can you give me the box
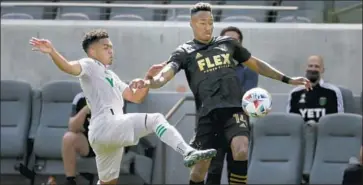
[252,57,285,81]
[148,64,176,89]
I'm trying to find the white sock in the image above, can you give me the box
[154,123,194,156]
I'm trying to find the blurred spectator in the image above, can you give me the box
[220,26,258,93]
[62,92,94,185]
[341,132,362,185]
[287,55,344,123]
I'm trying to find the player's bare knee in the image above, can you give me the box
[190,161,210,181]
[62,131,78,147]
[231,136,249,160]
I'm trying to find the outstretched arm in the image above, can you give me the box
[231,39,311,89]
[147,63,176,89]
[146,47,187,89]
[49,49,82,76]
[124,62,167,103]
[244,56,285,82]
[29,37,82,76]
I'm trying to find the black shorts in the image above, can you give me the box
[342,164,363,185]
[190,107,250,150]
[84,136,96,158]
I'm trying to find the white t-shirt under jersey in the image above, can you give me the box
[76,58,128,121]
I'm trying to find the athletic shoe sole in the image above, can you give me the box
[183,149,217,168]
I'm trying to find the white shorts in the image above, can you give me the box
[88,112,153,182]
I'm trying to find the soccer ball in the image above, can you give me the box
[242,87,272,118]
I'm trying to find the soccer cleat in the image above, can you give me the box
[183,149,217,168]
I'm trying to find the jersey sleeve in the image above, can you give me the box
[71,93,86,117]
[76,58,96,77]
[112,72,129,94]
[231,39,252,64]
[167,47,188,73]
[117,80,129,94]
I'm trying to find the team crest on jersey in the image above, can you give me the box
[319,97,327,106]
[299,93,306,104]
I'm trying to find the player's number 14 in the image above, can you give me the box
[233,113,247,128]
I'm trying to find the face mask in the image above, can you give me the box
[305,70,320,83]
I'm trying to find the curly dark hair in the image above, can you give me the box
[190,2,212,15]
[220,26,243,43]
[82,29,109,53]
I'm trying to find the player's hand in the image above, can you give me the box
[129,78,149,90]
[145,62,167,79]
[289,77,312,91]
[29,37,54,54]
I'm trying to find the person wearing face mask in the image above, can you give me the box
[286,55,344,123]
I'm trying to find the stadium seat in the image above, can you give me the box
[56,1,105,20]
[278,1,324,23]
[309,113,362,184]
[29,81,99,178]
[221,1,268,22]
[277,16,312,23]
[27,81,154,184]
[29,90,42,141]
[247,113,305,184]
[110,14,144,21]
[110,1,162,21]
[0,80,32,183]
[221,15,257,22]
[166,14,189,21]
[1,1,45,19]
[338,86,356,113]
[167,0,201,17]
[58,13,90,20]
[1,13,34,20]
[302,121,318,180]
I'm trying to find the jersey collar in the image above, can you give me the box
[95,60,111,69]
[193,37,215,45]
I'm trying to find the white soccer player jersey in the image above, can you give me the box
[76,58,128,120]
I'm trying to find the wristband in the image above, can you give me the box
[282,75,291,84]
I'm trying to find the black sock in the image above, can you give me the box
[189,180,204,184]
[65,176,76,185]
[206,173,222,184]
[228,160,248,184]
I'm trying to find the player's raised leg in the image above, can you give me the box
[225,110,250,184]
[123,112,217,167]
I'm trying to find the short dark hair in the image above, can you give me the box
[220,26,243,43]
[82,29,109,53]
[190,2,212,15]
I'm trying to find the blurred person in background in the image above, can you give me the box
[62,92,94,185]
[287,55,344,123]
[220,26,258,93]
[342,130,362,185]
[205,26,259,185]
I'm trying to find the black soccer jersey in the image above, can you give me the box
[287,81,344,122]
[168,36,251,117]
[71,92,91,138]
